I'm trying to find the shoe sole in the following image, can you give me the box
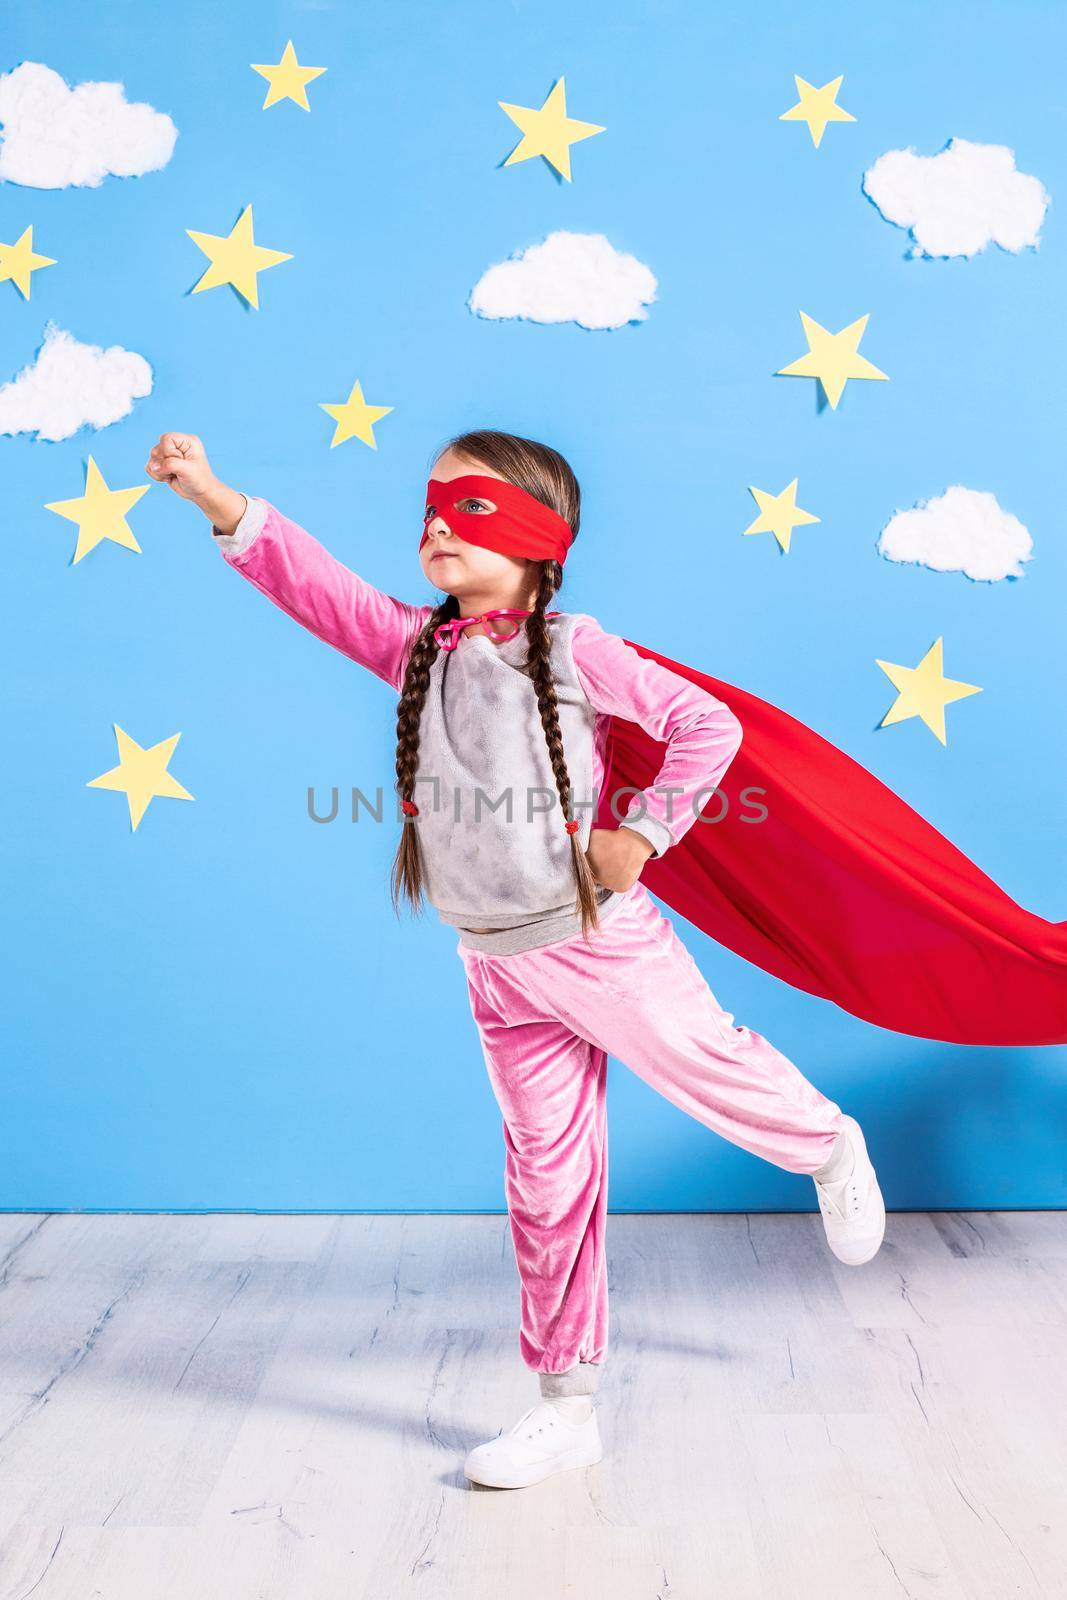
[464,1438,604,1489]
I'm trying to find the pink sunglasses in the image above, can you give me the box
[433,607,562,652]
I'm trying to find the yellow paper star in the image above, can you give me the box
[779,74,856,148]
[777,311,888,410]
[875,638,982,746]
[498,76,605,182]
[251,40,327,110]
[44,456,150,565]
[186,203,292,309]
[87,725,194,831]
[0,225,57,299]
[743,479,820,553]
[318,379,393,449]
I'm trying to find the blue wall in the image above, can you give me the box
[3,0,1064,1210]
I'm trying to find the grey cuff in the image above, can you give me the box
[539,1360,602,1398]
[212,492,267,556]
[620,812,673,860]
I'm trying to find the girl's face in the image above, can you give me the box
[420,449,538,605]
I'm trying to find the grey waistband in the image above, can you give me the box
[450,886,627,954]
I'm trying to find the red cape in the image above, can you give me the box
[595,639,1067,1047]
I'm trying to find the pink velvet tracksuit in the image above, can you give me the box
[216,498,846,1397]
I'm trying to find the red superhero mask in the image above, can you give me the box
[420,474,574,566]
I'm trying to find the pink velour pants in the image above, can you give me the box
[457,880,845,1397]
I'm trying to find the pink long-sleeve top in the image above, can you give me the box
[214,495,743,954]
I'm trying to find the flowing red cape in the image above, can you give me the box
[594,640,1067,1047]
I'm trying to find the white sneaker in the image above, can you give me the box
[463,1399,603,1489]
[812,1113,886,1266]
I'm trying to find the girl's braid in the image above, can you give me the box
[389,594,458,917]
[523,563,604,938]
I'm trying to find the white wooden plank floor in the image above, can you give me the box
[0,1209,1064,1599]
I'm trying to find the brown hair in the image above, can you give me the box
[389,428,604,937]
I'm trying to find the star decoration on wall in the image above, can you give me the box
[319,379,394,448]
[87,726,195,831]
[777,312,888,410]
[876,638,982,745]
[743,479,821,553]
[186,203,292,309]
[44,456,150,564]
[779,74,856,148]
[251,40,327,110]
[498,76,605,181]
[0,225,57,299]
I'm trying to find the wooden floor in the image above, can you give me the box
[0,1209,1064,1598]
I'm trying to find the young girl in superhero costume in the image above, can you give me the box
[146,426,1066,1491]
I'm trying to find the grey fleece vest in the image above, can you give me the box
[409,610,623,947]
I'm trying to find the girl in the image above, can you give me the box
[145,427,885,1491]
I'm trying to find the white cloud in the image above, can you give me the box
[863,137,1048,259]
[878,485,1031,582]
[469,230,657,330]
[0,60,177,188]
[0,321,153,442]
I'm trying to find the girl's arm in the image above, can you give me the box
[212,495,433,692]
[570,612,744,858]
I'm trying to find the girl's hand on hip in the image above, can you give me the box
[585,825,656,892]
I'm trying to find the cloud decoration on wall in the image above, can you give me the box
[0,321,153,442]
[0,61,178,188]
[878,485,1032,582]
[469,230,657,330]
[863,137,1049,259]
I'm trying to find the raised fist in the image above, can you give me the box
[145,433,216,503]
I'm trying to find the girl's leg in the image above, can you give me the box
[480,883,844,1176]
[459,947,609,1395]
